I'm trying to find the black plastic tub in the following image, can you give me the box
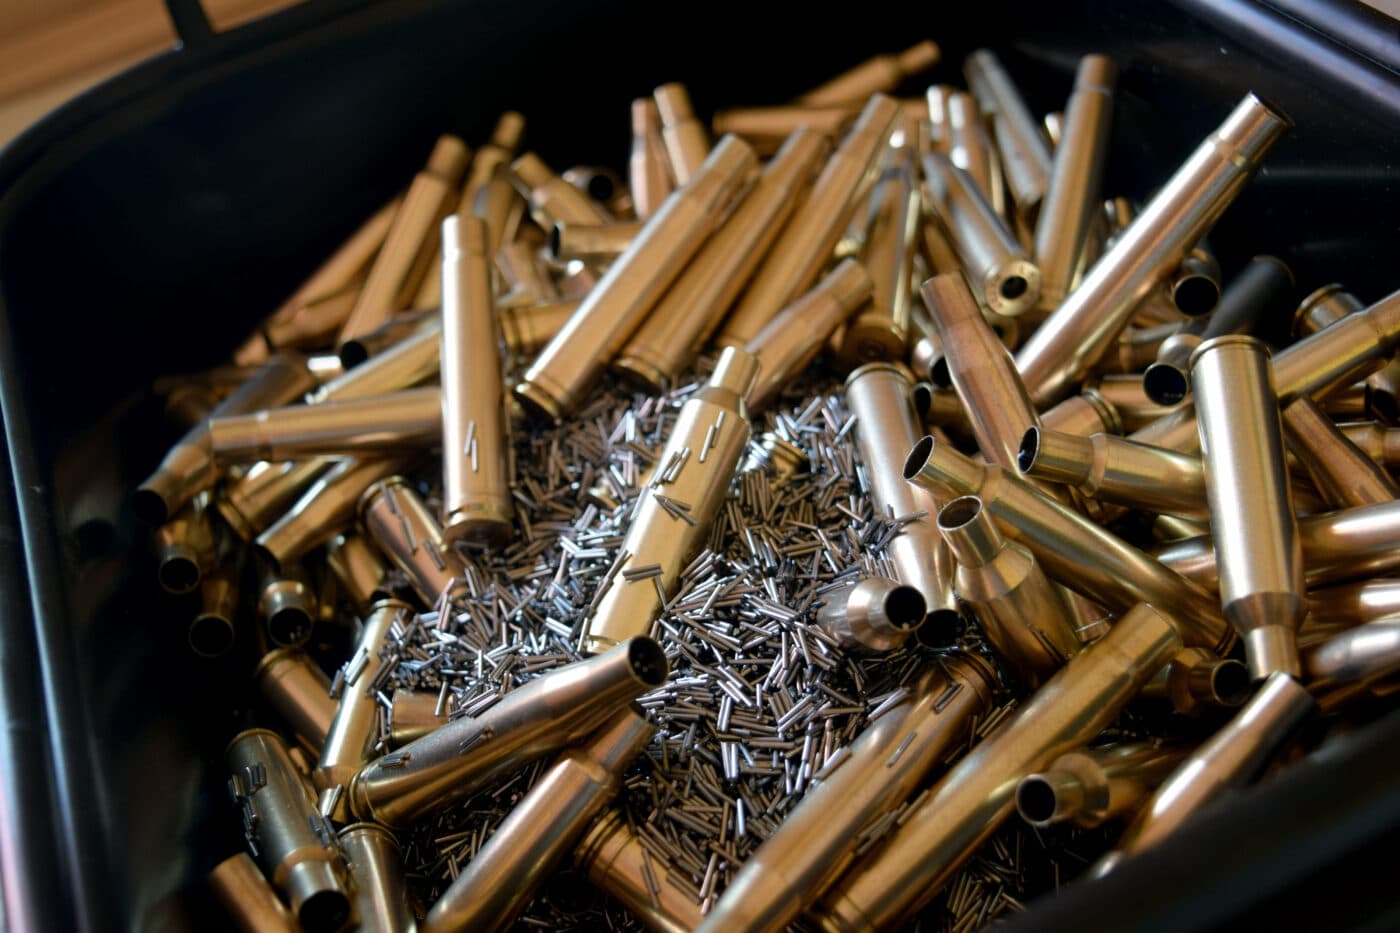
[0,0,1396,929]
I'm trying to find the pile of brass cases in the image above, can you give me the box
[136,37,1400,933]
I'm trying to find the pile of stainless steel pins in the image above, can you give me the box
[134,34,1400,933]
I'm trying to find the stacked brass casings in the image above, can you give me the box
[964,49,1054,215]
[1015,94,1291,407]
[350,638,665,826]
[1019,427,1207,518]
[1016,741,1189,829]
[308,318,441,404]
[1092,672,1314,876]
[208,387,441,463]
[844,363,961,633]
[515,137,755,421]
[421,707,655,933]
[440,215,514,546]
[253,648,335,753]
[937,496,1080,687]
[1192,336,1304,679]
[653,83,711,185]
[717,95,899,347]
[615,127,827,391]
[698,658,996,933]
[629,99,674,219]
[338,136,469,351]
[796,40,939,106]
[226,729,350,932]
[338,308,437,369]
[815,577,926,652]
[581,349,757,653]
[576,810,706,933]
[817,604,1182,930]
[358,478,466,607]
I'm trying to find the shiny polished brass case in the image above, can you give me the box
[1040,389,1122,437]
[1019,427,1207,518]
[1304,578,1400,640]
[349,638,667,827]
[253,647,335,753]
[226,728,349,932]
[388,688,448,747]
[938,495,1080,687]
[905,435,1232,651]
[338,137,469,350]
[1192,335,1303,679]
[817,604,1182,930]
[258,563,317,647]
[315,599,412,801]
[1034,55,1116,311]
[549,221,642,262]
[461,112,526,210]
[441,215,514,547]
[710,105,854,153]
[653,83,711,185]
[964,49,1055,214]
[576,809,705,933]
[717,95,899,347]
[745,259,872,413]
[420,707,655,933]
[209,387,441,464]
[1096,373,1186,431]
[154,498,215,594]
[189,567,240,658]
[944,90,1003,215]
[209,853,299,933]
[1141,646,1250,715]
[815,577,925,652]
[511,151,613,228]
[845,362,961,632]
[629,99,675,220]
[582,349,757,653]
[256,457,408,568]
[1093,672,1314,876]
[699,657,995,933]
[338,823,414,933]
[337,307,437,369]
[1306,620,1400,688]
[1016,741,1188,829]
[515,137,755,421]
[326,533,391,611]
[308,318,441,405]
[1285,395,1400,508]
[1015,94,1290,407]
[922,154,1040,318]
[359,477,467,607]
[615,127,826,391]
[501,300,577,356]
[795,40,939,106]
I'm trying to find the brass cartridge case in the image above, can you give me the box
[837,145,921,364]
[257,457,408,568]
[308,318,440,405]
[511,152,613,228]
[699,657,995,933]
[1040,389,1122,437]
[326,533,390,611]
[796,40,939,106]
[1340,421,1400,469]
[582,349,757,653]
[908,302,947,384]
[209,852,299,933]
[1141,646,1250,715]
[190,567,240,658]
[1143,255,1295,405]
[337,307,438,369]
[461,112,526,209]
[711,105,855,153]
[654,83,711,185]
[1034,55,1116,311]
[938,496,1080,687]
[315,599,412,797]
[470,162,524,257]
[359,477,466,607]
[226,728,349,932]
[258,563,317,647]
[717,95,899,347]
[1095,373,1186,431]
[1283,396,1400,508]
[923,154,1040,318]
[1019,427,1207,518]
[925,85,953,153]
[441,216,513,547]
[1015,94,1290,407]
[154,497,215,594]
[515,137,755,421]
[615,127,826,391]
[629,98,675,220]
[1305,619,1400,689]
[388,688,448,747]
[817,603,1182,930]
[816,577,926,652]
[563,165,631,216]
[745,259,872,413]
[338,136,469,349]
[1292,282,1365,339]
[576,809,705,933]
[1093,672,1314,876]
[964,49,1054,214]
[1304,578,1400,639]
[1097,322,1181,376]
[501,300,577,356]
[136,353,318,525]
[495,238,558,309]
[1192,336,1303,679]
[349,637,667,827]
[549,221,643,262]
[1017,741,1188,830]
[217,460,332,541]
[338,823,414,933]
[845,362,961,633]
[209,387,441,464]
[945,91,1003,216]
[248,287,361,363]
[253,647,335,752]
[421,707,655,933]
[920,273,1040,468]
[905,435,1232,652]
